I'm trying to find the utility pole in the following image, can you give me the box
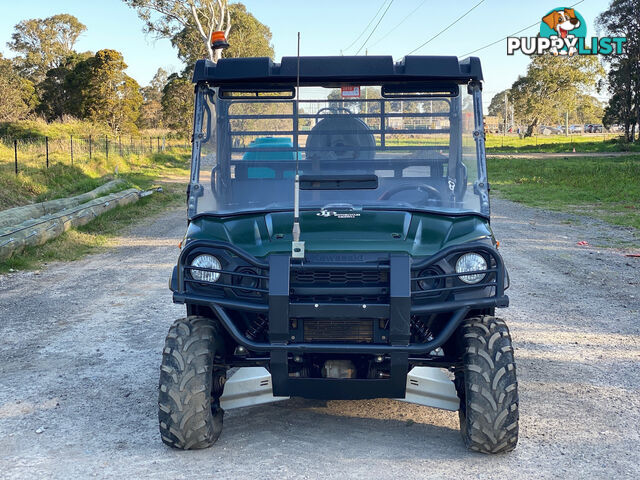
[503,93,508,146]
[504,93,508,133]
[510,105,514,131]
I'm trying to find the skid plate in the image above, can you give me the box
[219,367,289,410]
[398,367,460,411]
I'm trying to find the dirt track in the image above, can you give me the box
[0,199,638,479]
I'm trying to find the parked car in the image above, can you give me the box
[539,125,563,135]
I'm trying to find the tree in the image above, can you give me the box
[66,49,143,133]
[487,89,511,124]
[509,55,604,136]
[596,0,640,142]
[123,0,231,62]
[575,95,604,125]
[172,3,274,66]
[0,55,36,121]
[36,52,92,121]
[7,14,86,83]
[139,68,169,129]
[161,73,194,135]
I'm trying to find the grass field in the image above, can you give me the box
[0,137,190,209]
[381,133,639,153]
[485,133,640,153]
[487,155,640,231]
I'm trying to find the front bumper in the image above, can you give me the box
[171,241,508,399]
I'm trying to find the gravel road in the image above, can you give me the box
[0,199,638,479]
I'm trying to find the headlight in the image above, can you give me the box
[190,254,221,283]
[456,253,487,284]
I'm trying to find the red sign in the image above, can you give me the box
[341,86,361,98]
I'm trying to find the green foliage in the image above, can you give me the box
[36,52,92,121]
[488,155,640,230]
[161,74,194,135]
[0,136,189,210]
[139,68,168,129]
[596,0,640,142]
[7,14,86,83]
[0,55,36,121]
[0,118,111,140]
[487,89,510,121]
[575,95,605,125]
[223,3,274,59]
[124,0,231,61]
[172,3,274,65]
[509,55,604,136]
[65,50,143,134]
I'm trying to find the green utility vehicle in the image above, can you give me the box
[160,54,518,454]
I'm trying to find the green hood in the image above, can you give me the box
[186,210,493,258]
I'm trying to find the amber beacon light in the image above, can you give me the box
[211,31,229,50]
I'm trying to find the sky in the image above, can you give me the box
[0,0,609,104]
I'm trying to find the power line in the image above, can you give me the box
[342,0,390,53]
[355,0,396,55]
[367,0,429,49]
[405,0,486,56]
[459,0,585,57]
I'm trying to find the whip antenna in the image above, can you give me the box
[292,32,305,259]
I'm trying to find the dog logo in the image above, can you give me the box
[507,7,626,56]
[540,7,586,56]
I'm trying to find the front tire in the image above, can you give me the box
[158,316,226,449]
[454,316,519,454]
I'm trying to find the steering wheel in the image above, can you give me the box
[378,184,445,205]
[315,107,353,121]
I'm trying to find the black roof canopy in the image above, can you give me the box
[192,55,483,86]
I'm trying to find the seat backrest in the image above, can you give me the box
[306,115,376,162]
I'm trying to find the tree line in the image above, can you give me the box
[0,3,273,136]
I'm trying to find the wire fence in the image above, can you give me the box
[0,135,192,175]
[484,132,624,150]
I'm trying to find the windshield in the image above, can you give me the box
[189,84,489,217]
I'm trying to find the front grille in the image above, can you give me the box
[290,294,386,304]
[303,319,374,343]
[292,270,387,285]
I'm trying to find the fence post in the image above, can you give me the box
[45,136,49,168]
[119,135,122,157]
[14,139,18,176]
[149,136,152,153]
[70,135,74,165]
[157,136,160,152]
[89,135,92,159]
[105,136,109,160]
